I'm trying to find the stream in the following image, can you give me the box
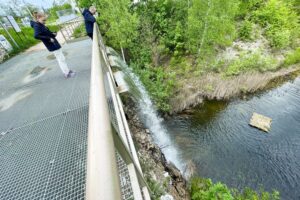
[165,77,300,200]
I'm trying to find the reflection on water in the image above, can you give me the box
[166,77,300,200]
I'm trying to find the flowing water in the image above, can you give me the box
[165,78,300,200]
[108,48,185,172]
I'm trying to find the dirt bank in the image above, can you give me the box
[170,65,300,114]
[123,96,190,200]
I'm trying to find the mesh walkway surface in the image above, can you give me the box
[0,40,91,200]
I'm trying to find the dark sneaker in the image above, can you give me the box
[64,70,76,78]
[68,70,76,78]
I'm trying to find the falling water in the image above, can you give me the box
[107,47,185,172]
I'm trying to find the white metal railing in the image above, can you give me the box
[86,24,151,200]
[58,17,85,42]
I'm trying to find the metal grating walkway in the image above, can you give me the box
[0,39,137,200]
[0,40,90,200]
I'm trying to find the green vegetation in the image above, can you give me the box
[131,63,176,112]
[187,0,238,61]
[72,23,87,38]
[146,177,165,200]
[77,0,300,112]
[48,3,73,23]
[284,48,300,66]
[191,178,280,200]
[225,52,277,76]
[239,20,254,41]
[252,0,299,49]
[74,0,299,198]
[0,27,38,53]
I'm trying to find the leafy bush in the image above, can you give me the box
[253,0,299,49]
[284,48,300,66]
[266,28,291,48]
[188,0,238,59]
[238,0,264,18]
[72,23,87,38]
[191,177,280,200]
[191,178,233,200]
[146,177,165,200]
[225,52,277,76]
[131,63,176,112]
[239,20,254,41]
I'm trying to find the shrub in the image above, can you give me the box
[72,23,87,38]
[284,48,300,66]
[146,177,165,200]
[191,178,233,200]
[266,27,291,49]
[131,63,176,112]
[253,0,299,49]
[225,52,277,76]
[239,20,254,41]
[191,177,280,200]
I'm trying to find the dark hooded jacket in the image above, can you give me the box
[31,20,61,52]
[82,9,96,34]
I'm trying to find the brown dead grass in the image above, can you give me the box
[170,65,300,113]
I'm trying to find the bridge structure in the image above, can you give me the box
[0,24,150,200]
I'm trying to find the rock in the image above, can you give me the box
[124,96,189,199]
[163,172,169,178]
[160,194,174,200]
[249,112,272,132]
[183,160,197,180]
[166,162,183,181]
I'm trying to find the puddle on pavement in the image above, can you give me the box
[0,90,32,112]
[46,51,68,60]
[23,66,50,84]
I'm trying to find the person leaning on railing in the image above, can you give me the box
[82,6,97,40]
[30,12,76,78]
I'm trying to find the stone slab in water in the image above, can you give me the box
[249,112,272,132]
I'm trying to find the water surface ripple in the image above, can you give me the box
[166,78,300,200]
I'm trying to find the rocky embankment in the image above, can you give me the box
[123,96,190,200]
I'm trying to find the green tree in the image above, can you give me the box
[47,3,72,22]
[77,0,138,59]
[253,0,299,48]
[187,0,239,64]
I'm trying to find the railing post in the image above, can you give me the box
[86,25,122,200]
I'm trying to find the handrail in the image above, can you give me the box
[86,25,122,200]
[86,24,151,200]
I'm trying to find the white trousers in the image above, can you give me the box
[53,49,70,75]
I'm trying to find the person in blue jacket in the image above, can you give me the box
[31,12,75,78]
[82,6,97,39]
